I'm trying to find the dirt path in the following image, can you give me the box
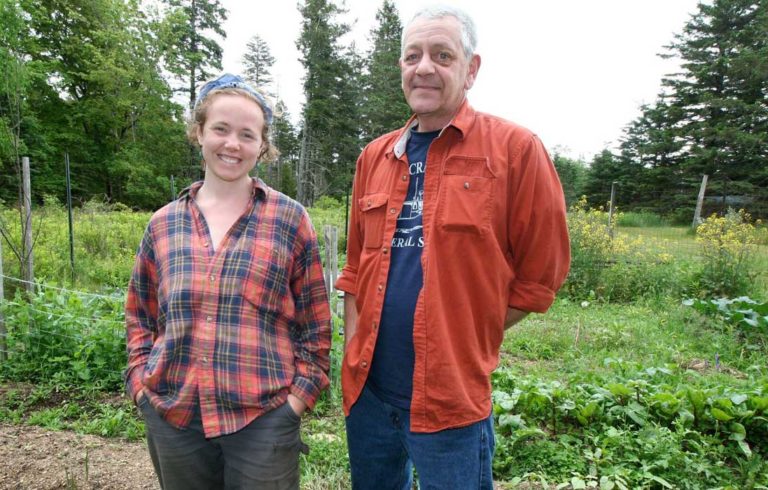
[0,424,158,490]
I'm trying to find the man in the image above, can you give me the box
[335,5,570,489]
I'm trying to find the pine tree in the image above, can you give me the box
[242,35,276,97]
[265,99,299,198]
[663,0,768,214]
[361,0,411,142]
[296,0,361,204]
[621,0,768,218]
[159,0,228,110]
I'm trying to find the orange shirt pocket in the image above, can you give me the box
[437,156,495,234]
[358,192,389,248]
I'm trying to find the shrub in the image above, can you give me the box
[565,198,685,301]
[617,211,670,228]
[693,209,760,297]
[564,197,617,299]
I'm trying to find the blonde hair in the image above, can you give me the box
[186,87,279,164]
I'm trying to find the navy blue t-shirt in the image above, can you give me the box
[367,128,440,409]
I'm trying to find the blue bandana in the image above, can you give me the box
[194,73,273,125]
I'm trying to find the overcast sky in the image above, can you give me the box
[219,0,702,161]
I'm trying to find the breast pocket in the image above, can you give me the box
[359,192,389,248]
[437,156,495,234]
[241,252,291,316]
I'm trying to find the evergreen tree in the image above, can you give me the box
[622,0,768,218]
[663,0,768,214]
[159,0,228,110]
[551,151,589,207]
[360,0,410,142]
[583,150,625,209]
[265,99,299,198]
[242,35,276,96]
[296,0,361,205]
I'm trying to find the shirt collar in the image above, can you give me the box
[391,99,475,159]
[179,178,268,202]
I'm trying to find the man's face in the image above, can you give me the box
[400,16,480,131]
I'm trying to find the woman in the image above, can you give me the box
[125,73,331,489]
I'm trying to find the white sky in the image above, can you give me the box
[219,0,701,161]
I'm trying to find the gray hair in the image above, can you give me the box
[401,5,477,60]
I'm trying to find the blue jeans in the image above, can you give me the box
[345,384,495,490]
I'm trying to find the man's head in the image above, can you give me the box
[400,5,481,131]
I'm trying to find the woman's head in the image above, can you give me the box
[187,74,278,164]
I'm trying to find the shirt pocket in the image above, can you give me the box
[437,156,495,234]
[241,252,292,316]
[359,192,389,248]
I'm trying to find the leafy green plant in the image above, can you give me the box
[683,296,767,349]
[0,285,125,390]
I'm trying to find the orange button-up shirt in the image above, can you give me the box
[335,101,570,433]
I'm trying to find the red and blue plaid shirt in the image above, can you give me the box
[125,179,331,438]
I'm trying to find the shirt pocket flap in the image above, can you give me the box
[443,156,494,178]
[359,192,389,212]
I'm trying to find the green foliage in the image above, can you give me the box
[159,0,228,110]
[0,285,125,391]
[617,211,671,228]
[552,152,589,208]
[1,201,148,290]
[563,200,766,302]
[564,197,616,299]
[360,0,411,143]
[684,296,768,350]
[297,0,362,203]
[492,362,768,488]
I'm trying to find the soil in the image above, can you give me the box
[0,423,159,490]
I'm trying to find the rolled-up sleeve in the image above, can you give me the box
[506,135,571,313]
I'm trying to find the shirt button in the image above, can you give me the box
[201,357,208,363]
[206,315,213,322]
[372,321,377,330]
[401,175,407,181]
[367,200,372,207]
[464,182,470,189]
[382,247,388,254]
[377,283,383,292]
[203,241,209,247]
[209,275,215,283]
[361,360,368,368]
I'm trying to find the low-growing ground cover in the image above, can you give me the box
[1,295,766,488]
[495,299,768,488]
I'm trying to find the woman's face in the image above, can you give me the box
[197,93,265,185]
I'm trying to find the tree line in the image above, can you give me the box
[1,0,765,220]
[558,0,767,221]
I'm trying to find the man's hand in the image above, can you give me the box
[287,393,307,417]
[504,307,528,330]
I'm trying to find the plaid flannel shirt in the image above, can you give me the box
[125,179,331,438]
